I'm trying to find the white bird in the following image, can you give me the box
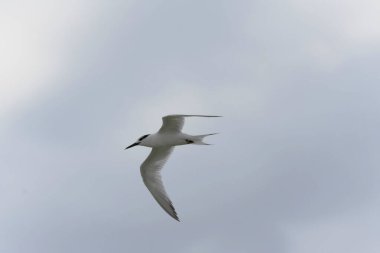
[125,114,221,221]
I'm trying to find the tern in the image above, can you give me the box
[125,114,221,221]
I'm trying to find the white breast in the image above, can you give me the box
[141,133,189,148]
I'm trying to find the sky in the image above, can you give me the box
[1,0,380,252]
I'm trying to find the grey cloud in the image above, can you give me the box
[1,0,380,253]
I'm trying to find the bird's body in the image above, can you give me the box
[139,132,195,147]
[139,132,216,147]
[125,114,220,221]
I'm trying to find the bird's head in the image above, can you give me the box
[125,134,150,149]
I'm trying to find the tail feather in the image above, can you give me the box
[193,133,218,145]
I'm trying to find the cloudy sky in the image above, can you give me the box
[1,0,380,252]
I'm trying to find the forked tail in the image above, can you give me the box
[193,133,218,145]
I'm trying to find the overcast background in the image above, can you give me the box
[1,0,380,252]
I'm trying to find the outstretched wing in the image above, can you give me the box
[140,147,178,221]
[158,114,221,133]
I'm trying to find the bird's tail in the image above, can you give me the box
[193,133,218,145]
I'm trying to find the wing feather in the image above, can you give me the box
[158,114,221,133]
[140,147,179,221]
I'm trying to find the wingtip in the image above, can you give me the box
[173,213,180,221]
[170,202,180,222]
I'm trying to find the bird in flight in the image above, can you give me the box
[125,114,221,221]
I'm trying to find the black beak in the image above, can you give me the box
[125,142,139,149]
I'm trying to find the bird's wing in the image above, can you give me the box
[140,147,179,221]
[158,114,221,133]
